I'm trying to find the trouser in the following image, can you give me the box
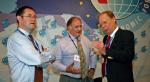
[59,75,93,82]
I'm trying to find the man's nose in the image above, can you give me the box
[78,27,82,31]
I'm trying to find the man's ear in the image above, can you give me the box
[67,26,71,30]
[16,16,22,22]
[112,17,116,23]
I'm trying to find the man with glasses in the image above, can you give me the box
[52,16,97,82]
[7,6,55,82]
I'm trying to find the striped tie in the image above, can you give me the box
[28,35,43,82]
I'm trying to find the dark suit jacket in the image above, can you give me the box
[103,28,135,82]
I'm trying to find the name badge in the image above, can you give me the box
[74,55,80,62]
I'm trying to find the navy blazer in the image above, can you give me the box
[104,28,135,82]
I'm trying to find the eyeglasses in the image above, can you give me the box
[71,24,83,28]
[21,15,37,19]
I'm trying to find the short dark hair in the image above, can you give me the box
[16,6,36,16]
[98,10,115,19]
[16,6,36,24]
[67,16,81,27]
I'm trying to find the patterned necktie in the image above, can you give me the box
[102,36,111,77]
[76,37,87,79]
[28,35,43,82]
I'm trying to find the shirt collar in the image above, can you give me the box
[68,32,78,41]
[18,28,30,36]
[110,26,119,38]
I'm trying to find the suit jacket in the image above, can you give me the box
[103,28,135,82]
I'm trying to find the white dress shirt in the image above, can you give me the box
[7,28,53,82]
[52,33,97,78]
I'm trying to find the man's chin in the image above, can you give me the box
[75,34,81,38]
[31,24,36,28]
[29,24,36,28]
[26,25,36,32]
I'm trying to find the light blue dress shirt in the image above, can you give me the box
[7,28,53,82]
[52,33,97,78]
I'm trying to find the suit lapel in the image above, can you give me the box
[110,28,122,48]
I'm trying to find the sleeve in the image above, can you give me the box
[7,36,42,65]
[52,42,67,72]
[38,51,56,68]
[89,51,97,69]
[85,36,97,69]
[36,41,56,63]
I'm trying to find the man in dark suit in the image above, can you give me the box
[93,10,135,82]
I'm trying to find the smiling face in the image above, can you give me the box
[17,8,37,33]
[98,12,117,35]
[67,17,82,37]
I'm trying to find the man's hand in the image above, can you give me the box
[92,41,106,55]
[66,63,81,74]
[88,68,95,78]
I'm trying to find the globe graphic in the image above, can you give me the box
[91,0,139,19]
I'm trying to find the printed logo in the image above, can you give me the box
[91,0,139,19]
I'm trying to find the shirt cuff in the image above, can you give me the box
[102,53,113,60]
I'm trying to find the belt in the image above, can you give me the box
[35,66,42,70]
[61,74,86,79]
